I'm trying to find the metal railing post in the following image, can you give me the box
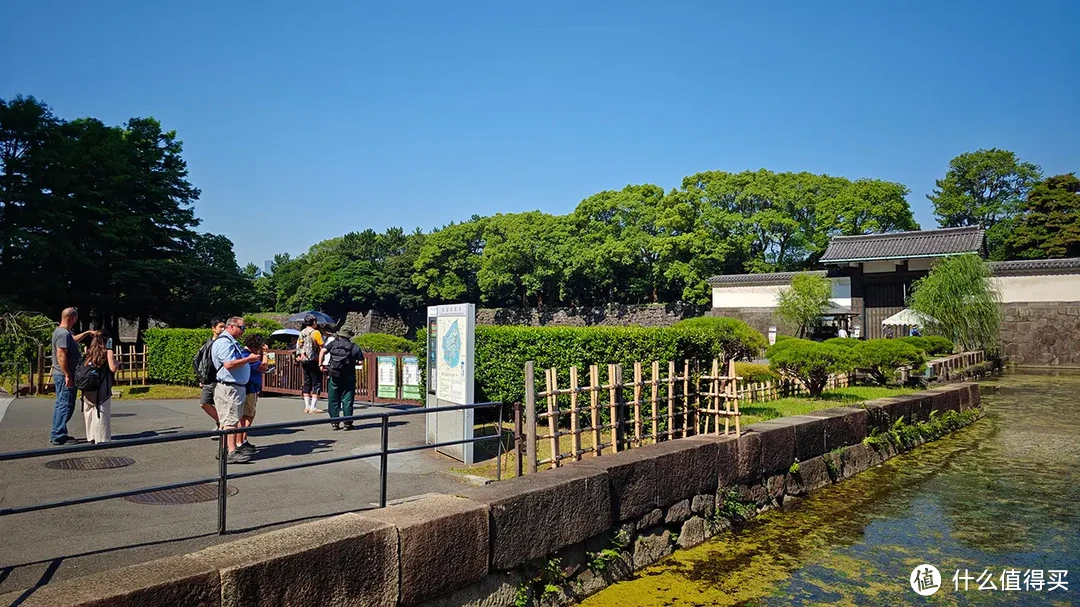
[513,401,523,478]
[217,428,228,534]
[379,415,389,508]
[496,402,503,482]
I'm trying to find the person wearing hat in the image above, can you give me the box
[296,314,325,414]
[320,328,364,430]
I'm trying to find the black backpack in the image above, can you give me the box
[75,360,105,392]
[193,337,221,385]
[325,340,357,378]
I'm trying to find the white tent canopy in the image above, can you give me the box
[881,309,932,327]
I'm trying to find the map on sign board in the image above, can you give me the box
[436,317,466,404]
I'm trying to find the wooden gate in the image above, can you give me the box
[261,350,421,405]
[863,283,905,339]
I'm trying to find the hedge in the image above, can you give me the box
[766,338,856,398]
[354,333,414,354]
[734,362,779,383]
[145,328,271,385]
[416,319,767,406]
[854,339,926,385]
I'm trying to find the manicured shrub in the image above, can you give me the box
[923,335,955,356]
[243,314,283,331]
[766,338,856,398]
[735,362,779,383]
[671,317,768,361]
[898,336,931,354]
[354,333,414,354]
[854,339,927,386]
[145,328,271,384]
[824,337,860,349]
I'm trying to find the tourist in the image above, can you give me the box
[838,326,849,339]
[236,333,270,454]
[296,314,325,414]
[49,307,95,445]
[211,317,261,463]
[195,319,226,435]
[80,330,119,444]
[321,329,364,430]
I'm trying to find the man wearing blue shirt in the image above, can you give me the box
[211,317,261,463]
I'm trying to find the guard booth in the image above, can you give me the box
[425,303,476,464]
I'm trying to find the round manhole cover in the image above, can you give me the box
[123,483,238,505]
[45,456,136,470]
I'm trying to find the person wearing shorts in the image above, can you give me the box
[211,317,260,464]
[235,334,269,455]
[200,319,226,435]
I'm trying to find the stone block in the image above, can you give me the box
[840,443,874,478]
[632,527,673,569]
[909,393,936,422]
[859,401,891,435]
[735,431,762,483]
[665,499,692,524]
[928,387,961,415]
[677,517,708,549]
[965,384,981,410]
[788,416,827,461]
[764,474,786,504]
[569,444,658,521]
[364,495,488,605]
[802,407,868,451]
[636,508,663,530]
[744,420,796,477]
[413,571,518,607]
[784,457,832,497]
[190,513,398,607]
[0,556,220,607]
[688,432,741,487]
[652,437,720,507]
[461,464,611,570]
[691,493,715,517]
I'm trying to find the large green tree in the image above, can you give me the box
[908,254,1002,353]
[1004,173,1080,260]
[927,149,1042,259]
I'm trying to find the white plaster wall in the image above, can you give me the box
[712,277,852,309]
[907,257,935,271]
[993,274,1080,303]
[862,260,901,273]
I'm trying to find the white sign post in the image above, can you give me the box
[425,303,476,464]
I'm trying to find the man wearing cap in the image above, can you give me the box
[320,328,364,430]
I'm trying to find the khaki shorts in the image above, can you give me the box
[213,383,245,427]
[243,392,258,419]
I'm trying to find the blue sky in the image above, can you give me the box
[3,1,1078,267]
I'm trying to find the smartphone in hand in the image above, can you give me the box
[106,338,113,350]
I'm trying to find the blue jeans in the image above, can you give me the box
[51,372,77,442]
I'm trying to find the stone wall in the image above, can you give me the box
[1001,301,1080,367]
[477,303,704,328]
[4,385,980,607]
[707,307,790,336]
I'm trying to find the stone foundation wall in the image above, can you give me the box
[2,385,981,607]
[477,303,704,328]
[708,307,797,337]
[1001,301,1080,367]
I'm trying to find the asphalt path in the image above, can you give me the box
[0,394,477,598]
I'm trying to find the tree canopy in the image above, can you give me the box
[774,272,833,338]
[1003,173,1080,260]
[908,254,1002,353]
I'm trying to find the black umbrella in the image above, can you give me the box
[287,310,336,327]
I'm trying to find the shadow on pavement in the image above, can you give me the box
[252,439,336,459]
[111,427,182,441]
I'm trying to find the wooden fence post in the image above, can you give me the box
[666,360,675,441]
[590,364,601,457]
[514,402,523,477]
[632,362,642,447]
[682,360,691,438]
[650,361,659,442]
[608,364,620,453]
[525,361,537,474]
[569,366,581,462]
[545,368,560,468]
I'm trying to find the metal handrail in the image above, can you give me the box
[0,401,505,534]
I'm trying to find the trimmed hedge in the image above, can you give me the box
[354,333,414,354]
[924,335,955,356]
[735,362,779,383]
[416,319,766,406]
[766,338,856,398]
[244,314,284,331]
[854,339,926,385]
[823,337,860,349]
[145,328,271,385]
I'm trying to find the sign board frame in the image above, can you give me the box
[425,303,475,464]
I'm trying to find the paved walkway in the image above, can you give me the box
[0,394,477,598]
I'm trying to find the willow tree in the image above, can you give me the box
[775,272,833,338]
[908,254,1001,352]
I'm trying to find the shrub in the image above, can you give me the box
[243,314,284,331]
[824,337,860,349]
[145,328,271,384]
[0,312,53,384]
[671,317,768,362]
[923,335,955,356]
[735,362,779,383]
[853,339,926,386]
[898,336,931,354]
[775,273,833,338]
[354,333,414,354]
[766,338,855,398]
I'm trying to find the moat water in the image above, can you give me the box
[582,371,1080,606]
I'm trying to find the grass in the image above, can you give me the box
[453,385,918,480]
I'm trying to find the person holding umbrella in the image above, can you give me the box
[295,314,325,414]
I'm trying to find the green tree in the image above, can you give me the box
[766,339,855,398]
[775,272,833,338]
[1004,173,1080,259]
[908,254,1002,352]
[477,212,568,308]
[853,339,926,385]
[927,149,1042,259]
[413,217,487,304]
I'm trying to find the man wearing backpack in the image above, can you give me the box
[320,329,364,430]
[193,320,226,433]
[49,307,95,445]
[211,317,261,463]
[295,314,325,414]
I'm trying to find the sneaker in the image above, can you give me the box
[331,423,341,431]
[226,451,251,464]
[342,424,354,431]
[211,427,220,441]
[237,441,256,455]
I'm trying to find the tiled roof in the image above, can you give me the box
[820,227,985,264]
[708,270,825,286]
[989,257,1080,276]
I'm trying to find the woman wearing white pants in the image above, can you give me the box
[81,330,118,444]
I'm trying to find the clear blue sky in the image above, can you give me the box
[3,1,1078,267]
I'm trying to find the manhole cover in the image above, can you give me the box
[123,483,238,505]
[45,456,136,470]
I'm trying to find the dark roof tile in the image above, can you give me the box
[820,227,984,264]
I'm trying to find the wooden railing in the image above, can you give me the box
[31,344,148,394]
[927,351,985,381]
[261,350,422,405]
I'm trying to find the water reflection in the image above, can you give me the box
[582,372,1080,606]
